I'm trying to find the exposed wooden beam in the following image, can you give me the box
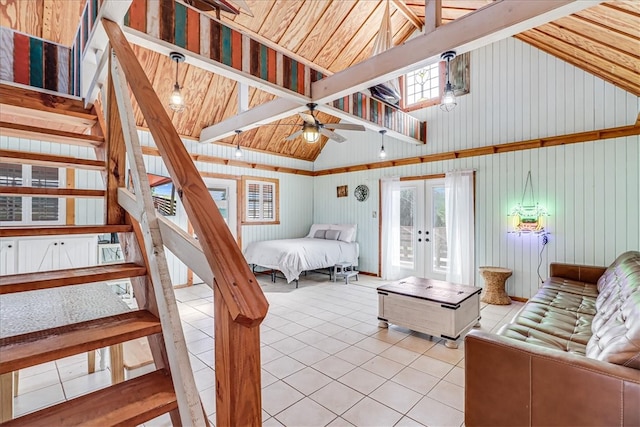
[0,83,97,128]
[0,187,105,198]
[199,98,306,144]
[312,0,602,104]
[0,149,105,171]
[392,0,423,30]
[424,0,442,33]
[0,122,105,147]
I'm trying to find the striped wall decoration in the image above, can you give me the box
[124,0,324,97]
[332,92,427,143]
[0,27,77,96]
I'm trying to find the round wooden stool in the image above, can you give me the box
[479,267,513,305]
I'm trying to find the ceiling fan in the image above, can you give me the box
[286,103,366,143]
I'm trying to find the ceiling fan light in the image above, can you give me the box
[302,124,320,143]
[169,83,186,112]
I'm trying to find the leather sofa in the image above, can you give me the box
[465,251,640,426]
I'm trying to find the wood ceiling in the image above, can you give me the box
[0,1,638,162]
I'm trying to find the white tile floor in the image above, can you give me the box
[11,273,524,426]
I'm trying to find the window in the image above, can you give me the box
[0,163,65,225]
[404,62,440,108]
[242,177,279,224]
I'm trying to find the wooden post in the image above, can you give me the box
[424,0,441,34]
[105,59,126,225]
[214,282,262,426]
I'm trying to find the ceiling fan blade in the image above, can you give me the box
[323,123,366,131]
[298,112,316,125]
[320,128,346,143]
[285,129,303,141]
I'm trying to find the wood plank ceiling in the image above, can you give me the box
[0,1,638,162]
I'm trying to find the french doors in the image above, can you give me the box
[390,179,448,280]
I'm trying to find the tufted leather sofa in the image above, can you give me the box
[465,251,640,426]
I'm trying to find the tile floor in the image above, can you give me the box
[11,273,524,426]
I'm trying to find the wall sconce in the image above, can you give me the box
[440,50,457,112]
[302,123,320,143]
[234,129,243,158]
[168,52,186,112]
[378,129,387,159]
[509,171,549,235]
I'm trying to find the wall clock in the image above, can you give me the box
[354,184,369,202]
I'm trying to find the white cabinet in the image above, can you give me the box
[0,239,16,275]
[17,236,97,273]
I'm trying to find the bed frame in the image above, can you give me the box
[250,264,334,288]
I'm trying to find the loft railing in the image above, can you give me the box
[102,18,268,427]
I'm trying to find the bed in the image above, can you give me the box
[243,224,359,285]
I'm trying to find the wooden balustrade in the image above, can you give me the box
[102,18,268,427]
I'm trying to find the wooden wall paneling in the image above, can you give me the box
[171,65,214,136]
[0,28,14,82]
[191,73,225,137]
[257,0,305,44]
[230,0,276,33]
[296,0,357,62]
[516,32,640,96]
[552,15,640,57]
[608,0,640,14]
[326,1,386,72]
[131,46,162,128]
[276,0,332,52]
[312,0,378,71]
[0,0,42,41]
[538,23,640,74]
[576,6,640,39]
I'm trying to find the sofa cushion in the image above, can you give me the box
[528,288,597,316]
[587,251,640,368]
[498,323,587,355]
[542,277,599,298]
[510,302,594,345]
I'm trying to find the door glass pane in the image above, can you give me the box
[399,187,416,267]
[209,187,228,224]
[432,186,447,273]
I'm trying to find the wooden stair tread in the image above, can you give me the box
[1,369,176,426]
[0,310,161,374]
[0,224,132,238]
[0,263,146,294]
[123,338,154,370]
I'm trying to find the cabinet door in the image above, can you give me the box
[17,237,59,273]
[0,239,17,275]
[58,236,98,269]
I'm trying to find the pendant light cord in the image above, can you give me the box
[521,171,535,205]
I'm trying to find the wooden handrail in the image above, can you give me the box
[103,18,268,326]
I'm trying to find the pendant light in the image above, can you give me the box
[378,129,387,159]
[234,130,243,158]
[168,52,186,112]
[440,50,457,112]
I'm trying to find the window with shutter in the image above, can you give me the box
[0,163,65,225]
[242,177,279,224]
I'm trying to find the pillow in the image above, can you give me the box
[324,230,341,240]
[330,224,357,243]
[307,224,333,238]
[313,229,327,239]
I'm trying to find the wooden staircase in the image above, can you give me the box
[0,88,206,424]
[0,16,268,427]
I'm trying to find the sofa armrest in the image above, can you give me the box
[549,262,606,284]
[465,329,640,427]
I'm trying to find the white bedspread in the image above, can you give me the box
[243,238,359,283]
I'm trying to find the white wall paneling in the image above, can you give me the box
[313,36,639,299]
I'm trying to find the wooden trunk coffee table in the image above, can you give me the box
[377,276,481,349]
